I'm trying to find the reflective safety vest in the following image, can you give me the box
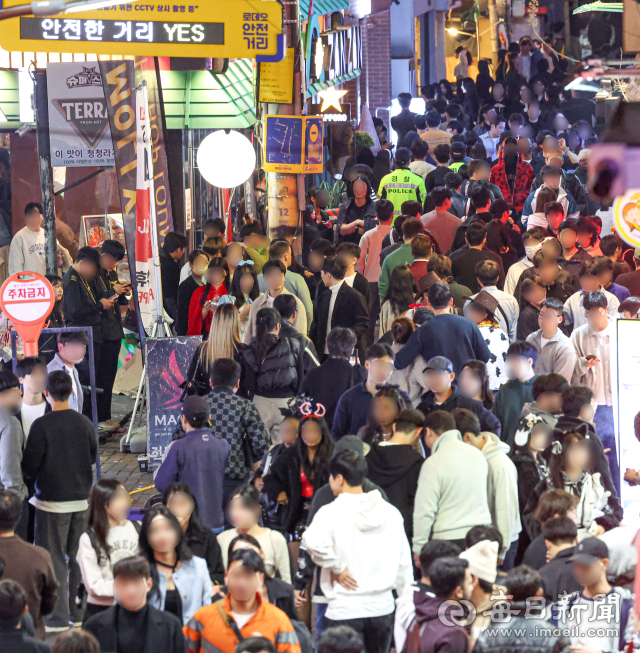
[449,161,465,172]
[377,168,427,216]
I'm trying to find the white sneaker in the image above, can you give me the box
[45,625,69,633]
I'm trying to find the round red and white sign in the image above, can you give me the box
[0,273,55,357]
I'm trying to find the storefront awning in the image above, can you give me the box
[306,69,361,98]
[0,71,18,127]
[161,59,256,129]
[298,0,350,19]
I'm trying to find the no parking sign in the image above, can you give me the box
[0,273,55,357]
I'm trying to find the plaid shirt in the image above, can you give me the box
[173,387,270,479]
[490,147,535,212]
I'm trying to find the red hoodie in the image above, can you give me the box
[490,143,534,213]
[403,590,470,653]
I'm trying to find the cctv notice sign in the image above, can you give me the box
[47,62,115,167]
[0,0,283,59]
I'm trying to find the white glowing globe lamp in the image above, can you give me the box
[196,130,256,188]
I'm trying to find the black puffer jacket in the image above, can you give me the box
[473,606,570,653]
[240,336,305,398]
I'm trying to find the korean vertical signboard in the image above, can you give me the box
[46,62,115,167]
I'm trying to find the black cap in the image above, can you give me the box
[451,142,466,157]
[425,356,454,373]
[182,395,210,424]
[569,537,609,564]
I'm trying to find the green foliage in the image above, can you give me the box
[320,180,345,209]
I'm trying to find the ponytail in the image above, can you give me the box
[252,307,280,361]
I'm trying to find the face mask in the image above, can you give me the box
[525,244,542,260]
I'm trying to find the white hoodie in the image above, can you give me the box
[302,489,413,621]
[480,432,522,557]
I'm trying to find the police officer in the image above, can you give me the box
[63,246,115,420]
[95,240,131,431]
[377,147,427,217]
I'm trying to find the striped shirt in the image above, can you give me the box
[420,128,452,150]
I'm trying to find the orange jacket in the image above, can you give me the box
[184,593,300,653]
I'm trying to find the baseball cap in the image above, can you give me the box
[569,537,609,564]
[395,147,411,166]
[425,356,454,373]
[451,142,466,157]
[334,434,365,457]
[182,395,210,424]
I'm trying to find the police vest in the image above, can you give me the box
[379,170,425,214]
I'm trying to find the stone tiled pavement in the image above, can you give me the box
[100,394,157,508]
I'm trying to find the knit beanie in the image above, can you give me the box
[459,540,499,583]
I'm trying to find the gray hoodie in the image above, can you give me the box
[413,429,491,552]
[0,406,26,500]
[479,432,522,558]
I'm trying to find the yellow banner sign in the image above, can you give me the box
[258,47,294,104]
[0,0,283,59]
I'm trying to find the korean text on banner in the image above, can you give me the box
[46,62,115,167]
[135,84,160,336]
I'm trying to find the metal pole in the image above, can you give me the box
[34,69,57,276]
[488,0,499,68]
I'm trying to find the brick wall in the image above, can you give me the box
[362,10,392,128]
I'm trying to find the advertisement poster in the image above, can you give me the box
[46,62,115,167]
[304,117,323,173]
[145,336,201,469]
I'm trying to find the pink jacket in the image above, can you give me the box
[357,224,393,282]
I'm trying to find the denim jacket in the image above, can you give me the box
[148,555,212,626]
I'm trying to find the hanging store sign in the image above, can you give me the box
[305,22,362,89]
[310,103,351,121]
[0,0,284,59]
[263,114,324,174]
[46,62,115,167]
[258,47,295,104]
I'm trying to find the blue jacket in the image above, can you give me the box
[147,555,212,626]
[521,186,580,222]
[154,428,230,530]
[395,313,491,376]
[332,382,411,440]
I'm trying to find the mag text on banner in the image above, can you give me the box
[145,336,201,470]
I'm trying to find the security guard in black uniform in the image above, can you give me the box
[94,240,131,429]
[63,246,115,419]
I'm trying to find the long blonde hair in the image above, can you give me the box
[200,303,241,367]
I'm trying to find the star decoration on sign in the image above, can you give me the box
[319,87,348,112]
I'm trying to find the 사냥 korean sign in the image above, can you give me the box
[46,62,115,167]
[0,0,284,59]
